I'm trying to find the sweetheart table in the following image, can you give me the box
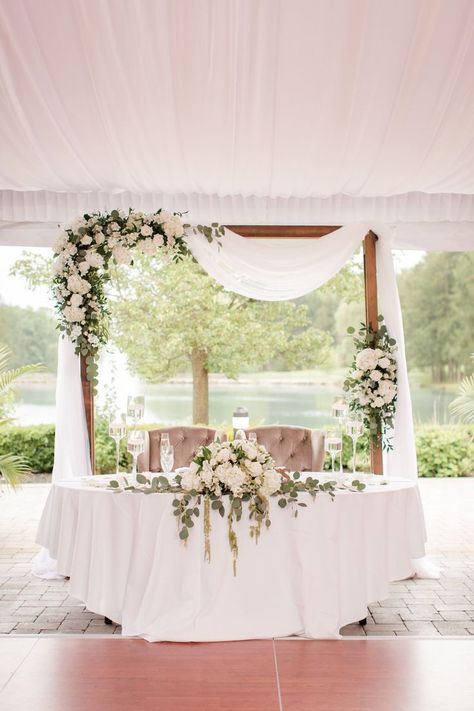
[36,478,426,641]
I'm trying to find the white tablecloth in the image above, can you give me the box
[36,479,426,641]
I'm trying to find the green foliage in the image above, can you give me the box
[10,251,53,289]
[0,424,55,474]
[415,425,474,477]
[0,305,57,373]
[398,253,474,382]
[0,345,43,486]
[0,417,130,475]
[110,255,333,422]
[111,255,332,381]
[449,355,474,424]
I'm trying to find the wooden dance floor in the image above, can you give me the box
[0,637,473,710]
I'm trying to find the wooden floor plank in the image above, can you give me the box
[0,638,279,711]
[275,639,474,711]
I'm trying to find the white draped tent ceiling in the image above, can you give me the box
[0,0,474,248]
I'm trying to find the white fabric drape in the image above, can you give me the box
[188,224,365,300]
[188,224,417,479]
[32,336,90,579]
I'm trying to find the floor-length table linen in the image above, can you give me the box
[36,479,426,642]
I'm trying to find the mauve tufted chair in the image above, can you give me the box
[245,426,325,471]
[137,426,227,473]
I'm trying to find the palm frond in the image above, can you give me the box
[0,453,30,488]
[0,362,43,395]
[449,375,474,424]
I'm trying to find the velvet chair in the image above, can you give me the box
[244,425,325,471]
[137,426,227,472]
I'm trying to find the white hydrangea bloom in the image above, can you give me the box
[181,469,203,493]
[70,293,83,307]
[67,275,91,294]
[259,468,282,497]
[355,348,378,371]
[63,305,85,322]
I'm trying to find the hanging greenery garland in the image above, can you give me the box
[51,209,223,386]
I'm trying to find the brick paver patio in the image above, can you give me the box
[1,479,474,637]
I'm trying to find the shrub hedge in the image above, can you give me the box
[0,421,472,477]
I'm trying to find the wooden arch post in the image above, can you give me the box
[81,225,382,475]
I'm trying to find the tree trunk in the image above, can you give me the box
[191,347,209,424]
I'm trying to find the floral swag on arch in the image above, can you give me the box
[52,208,223,385]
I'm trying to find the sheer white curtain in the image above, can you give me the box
[32,337,90,579]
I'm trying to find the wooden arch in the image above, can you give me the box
[81,227,382,475]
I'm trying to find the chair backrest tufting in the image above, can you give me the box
[245,426,325,471]
[138,426,227,472]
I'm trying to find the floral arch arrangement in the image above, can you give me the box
[52,209,223,387]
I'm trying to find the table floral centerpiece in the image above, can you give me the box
[109,438,365,575]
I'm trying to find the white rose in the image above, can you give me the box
[53,232,68,253]
[70,325,82,339]
[181,470,203,493]
[374,348,383,358]
[374,397,385,407]
[87,334,100,346]
[155,209,172,225]
[153,234,164,248]
[140,224,153,237]
[353,369,363,380]
[246,460,262,477]
[370,370,382,381]
[67,275,91,294]
[70,294,83,307]
[78,261,91,274]
[81,235,93,245]
[243,443,258,460]
[259,469,282,497]
[216,448,231,463]
[110,222,121,232]
[85,251,104,268]
[355,348,378,371]
[378,356,391,369]
[112,246,132,265]
[95,232,105,244]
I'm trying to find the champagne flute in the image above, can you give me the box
[161,445,174,476]
[248,432,257,444]
[127,430,146,476]
[234,429,246,441]
[109,413,127,476]
[160,432,171,454]
[346,418,364,476]
[332,399,348,473]
[127,395,145,425]
[325,434,343,476]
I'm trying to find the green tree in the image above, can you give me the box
[0,304,57,372]
[398,253,474,382]
[110,256,332,423]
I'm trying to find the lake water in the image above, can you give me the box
[13,380,456,427]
